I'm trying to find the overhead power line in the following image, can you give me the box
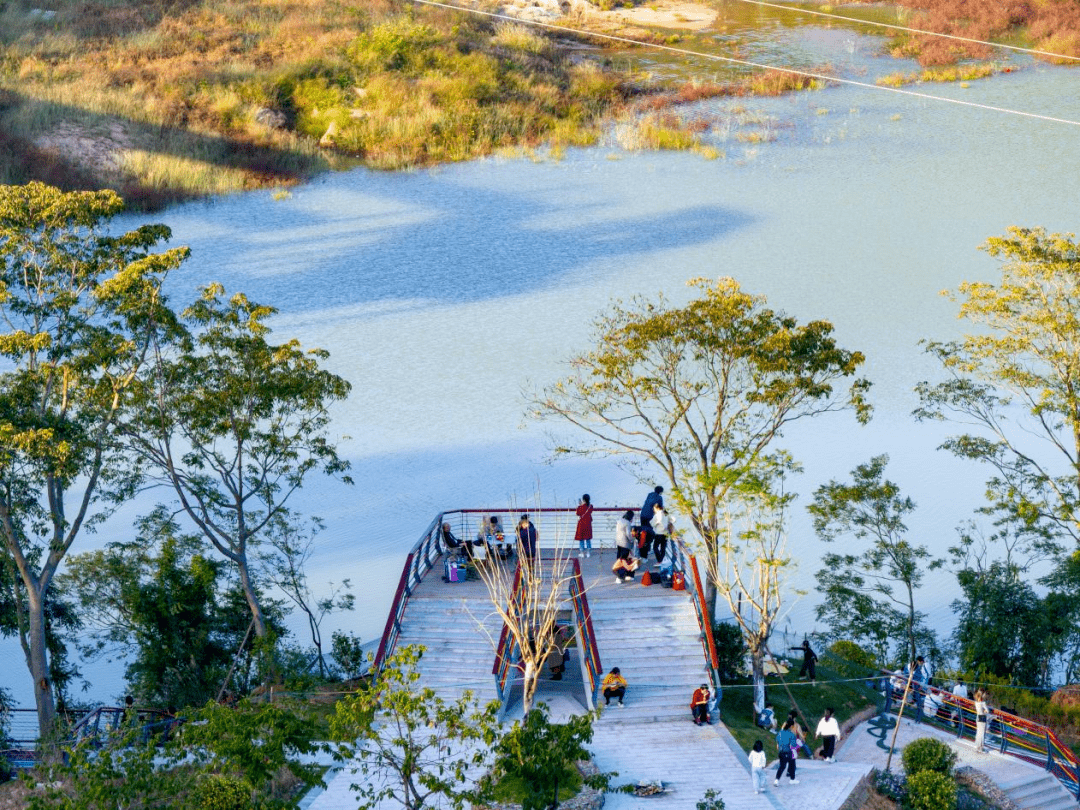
[728,0,1080,64]
[408,0,1080,128]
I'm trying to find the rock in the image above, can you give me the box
[319,121,339,148]
[254,107,288,129]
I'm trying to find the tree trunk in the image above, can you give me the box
[522,660,536,715]
[751,648,766,715]
[237,557,267,638]
[27,589,57,737]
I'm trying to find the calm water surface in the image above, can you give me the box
[5,20,1080,707]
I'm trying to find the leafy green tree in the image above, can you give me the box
[330,645,500,810]
[0,181,187,735]
[63,510,235,709]
[485,703,615,810]
[124,283,352,647]
[809,456,940,667]
[534,276,869,621]
[951,561,1058,686]
[916,226,1080,554]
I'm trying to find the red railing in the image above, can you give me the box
[881,670,1080,798]
[668,535,722,705]
[569,558,603,699]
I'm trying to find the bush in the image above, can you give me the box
[0,756,12,784]
[906,770,957,810]
[874,768,908,804]
[828,640,877,677]
[331,631,366,680]
[712,622,748,681]
[903,737,957,778]
[197,774,252,810]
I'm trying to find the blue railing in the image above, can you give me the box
[568,558,602,704]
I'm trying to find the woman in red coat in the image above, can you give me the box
[575,494,594,558]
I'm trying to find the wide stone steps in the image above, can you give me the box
[589,590,710,723]
[392,596,503,706]
[998,771,1077,810]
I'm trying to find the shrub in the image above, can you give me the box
[196,774,252,810]
[906,770,957,810]
[696,788,726,810]
[874,768,908,803]
[331,630,366,680]
[828,640,877,675]
[902,737,957,777]
[0,756,12,784]
[712,623,748,681]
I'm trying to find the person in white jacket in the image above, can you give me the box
[650,504,673,564]
[816,708,841,762]
[748,740,768,793]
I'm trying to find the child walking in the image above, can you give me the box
[749,740,768,794]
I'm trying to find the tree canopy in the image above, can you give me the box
[0,181,187,734]
[916,226,1080,553]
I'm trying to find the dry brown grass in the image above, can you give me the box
[895,0,1080,64]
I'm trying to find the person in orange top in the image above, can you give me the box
[691,684,711,725]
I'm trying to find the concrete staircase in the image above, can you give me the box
[997,771,1077,810]
[392,594,503,707]
[589,590,711,723]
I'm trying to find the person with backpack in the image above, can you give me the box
[774,719,800,786]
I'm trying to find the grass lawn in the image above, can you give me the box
[718,658,880,754]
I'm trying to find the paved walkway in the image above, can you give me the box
[305,705,1060,810]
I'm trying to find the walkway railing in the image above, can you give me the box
[492,565,525,716]
[668,536,722,707]
[372,512,446,674]
[374,507,636,672]
[880,670,1080,798]
[568,558,602,706]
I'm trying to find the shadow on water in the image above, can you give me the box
[163,167,755,312]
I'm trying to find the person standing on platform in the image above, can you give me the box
[650,503,673,564]
[791,639,817,681]
[639,485,663,559]
[517,514,538,563]
[575,494,594,558]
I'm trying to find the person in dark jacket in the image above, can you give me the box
[639,485,663,559]
[791,639,817,681]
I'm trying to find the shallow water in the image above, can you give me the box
[5,12,1080,708]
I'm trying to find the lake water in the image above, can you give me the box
[5,14,1080,709]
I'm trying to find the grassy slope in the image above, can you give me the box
[0,0,629,208]
[720,658,880,753]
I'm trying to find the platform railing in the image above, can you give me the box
[568,558,602,704]
[492,565,525,714]
[880,670,1080,798]
[374,507,636,673]
[668,535,722,708]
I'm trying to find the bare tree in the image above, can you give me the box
[469,523,578,716]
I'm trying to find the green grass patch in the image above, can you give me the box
[719,660,879,753]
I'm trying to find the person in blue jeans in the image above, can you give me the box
[774,719,800,786]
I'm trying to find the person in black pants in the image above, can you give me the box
[791,640,817,681]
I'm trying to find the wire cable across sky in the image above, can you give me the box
[408,0,1080,128]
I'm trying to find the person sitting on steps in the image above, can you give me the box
[602,667,627,707]
[691,684,711,725]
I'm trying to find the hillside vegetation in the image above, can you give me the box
[0,0,630,207]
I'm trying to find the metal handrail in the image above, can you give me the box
[568,558,602,697]
[669,535,722,706]
[880,670,1080,797]
[493,565,524,705]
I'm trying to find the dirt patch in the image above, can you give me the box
[501,0,718,32]
[0,778,32,810]
[33,122,132,178]
[604,1,717,31]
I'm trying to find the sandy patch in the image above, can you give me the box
[606,1,717,30]
[501,0,718,32]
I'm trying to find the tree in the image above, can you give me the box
[470,539,576,716]
[711,486,797,714]
[951,560,1059,687]
[62,509,236,709]
[808,456,940,667]
[534,276,869,619]
[0,182,187,735]
[330,645,500,810]
[483,703,615,810]
[125,284,352,649]
[261,514,354,679]
[915,226,1080,554]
